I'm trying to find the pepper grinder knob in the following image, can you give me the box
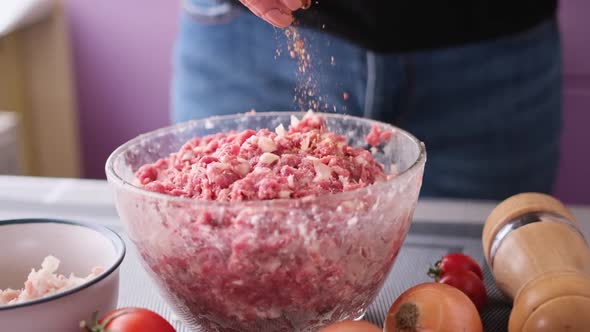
[482,193,590,331]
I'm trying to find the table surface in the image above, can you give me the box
[2,176,587,235]
[1,175,589,331]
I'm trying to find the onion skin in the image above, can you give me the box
[384,283,483,332]
[320,320,382,332]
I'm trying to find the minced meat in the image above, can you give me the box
[136,111,388,201]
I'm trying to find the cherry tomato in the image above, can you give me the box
[320,320,382,332]
[428,253,483,280]
[81,307,176,332]
[384,283,483,332]
[439,270,487,311]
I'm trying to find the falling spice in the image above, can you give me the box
[285,25,320,112]
[278,3,345,114]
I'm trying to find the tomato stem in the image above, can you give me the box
[427,260,442,281]
[79,310,124,332]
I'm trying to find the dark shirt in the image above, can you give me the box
[235,0,557,53]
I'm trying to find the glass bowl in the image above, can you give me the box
[105,112,426,332]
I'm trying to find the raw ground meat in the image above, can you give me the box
[365,125,395,148]
[0,256,104,306]
[136,111,389,201]
[124,111,416,331]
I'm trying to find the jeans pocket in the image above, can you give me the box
[182,0,241,24]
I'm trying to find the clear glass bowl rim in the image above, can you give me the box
[105,111,427,208]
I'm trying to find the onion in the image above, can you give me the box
[275,124,287,137]
[384,283,483,332]
[290,115,300,128]
[258,136,278,153]
[259,152,280,165]
[314,161,332,181]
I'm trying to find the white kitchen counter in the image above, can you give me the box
[1,175,588,236]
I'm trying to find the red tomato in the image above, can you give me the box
[439,270,487,311]
[428,253,484,280]
[81,307,176,332]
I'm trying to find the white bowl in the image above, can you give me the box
[0,219,125,332]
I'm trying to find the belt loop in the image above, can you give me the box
[364,51,377,119]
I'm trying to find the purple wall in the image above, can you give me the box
[555,0,590,204]
[66,0,179,179]
[66,1,590,203]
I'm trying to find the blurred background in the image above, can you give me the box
[0,0,587,203]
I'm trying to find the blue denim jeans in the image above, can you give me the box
[172,7,562,200]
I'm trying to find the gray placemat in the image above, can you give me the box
[116,221,511,332]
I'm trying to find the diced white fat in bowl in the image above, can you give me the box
[0,219,125,332]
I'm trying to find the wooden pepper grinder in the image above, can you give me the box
[482,193,590,331]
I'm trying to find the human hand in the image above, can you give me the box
[239,0,310,28]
